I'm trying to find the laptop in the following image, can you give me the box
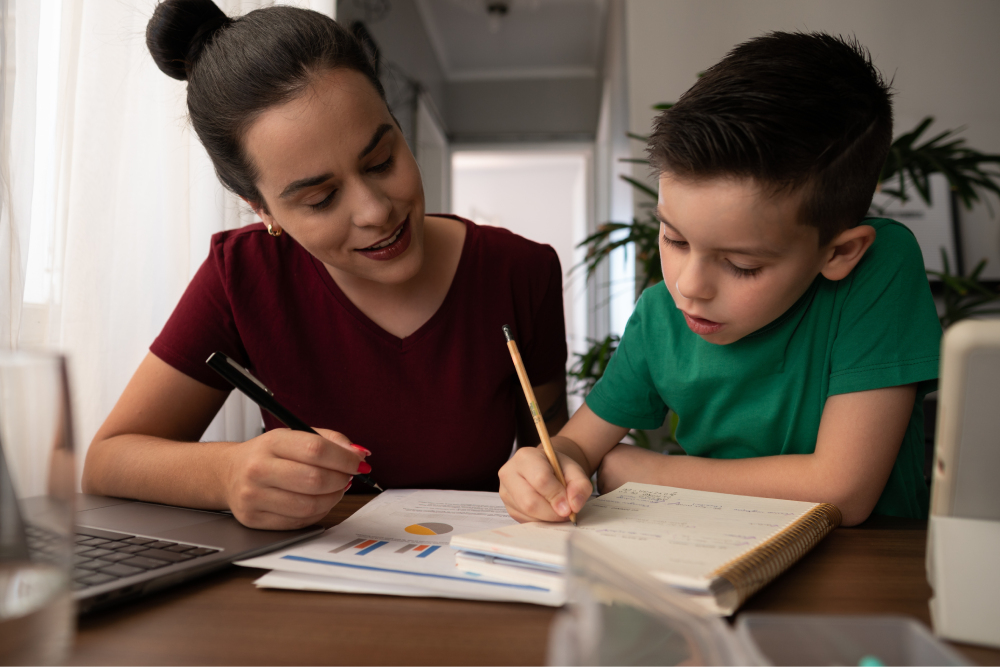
[3,426,321,614]
[70,494,323,613]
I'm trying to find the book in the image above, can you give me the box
[450,482,841,615]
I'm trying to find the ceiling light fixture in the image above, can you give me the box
[486,1,509,33]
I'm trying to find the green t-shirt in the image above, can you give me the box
[586,219,941,519]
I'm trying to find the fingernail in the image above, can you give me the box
[351,444,372,456]
[357,461,372,474]
[345,481,352,492]
[556,500,570,516]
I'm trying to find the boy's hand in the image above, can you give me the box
[499,445,592,523]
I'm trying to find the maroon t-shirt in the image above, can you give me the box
[150,216,567,491]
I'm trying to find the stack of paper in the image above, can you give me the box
[238,484,838,613]
[236,489,565,606]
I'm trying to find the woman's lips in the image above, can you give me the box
[682,311,724,335]
[356,218,411,261]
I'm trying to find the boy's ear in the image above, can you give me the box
[820,224,877,281]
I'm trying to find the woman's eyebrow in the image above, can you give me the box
[277,125,394,200]
[358,123,393,159]
[279,173,334,200]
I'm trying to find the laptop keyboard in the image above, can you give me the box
[72,527,220,590]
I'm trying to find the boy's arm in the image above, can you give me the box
[499,404,628,523]
[597,384,917,526]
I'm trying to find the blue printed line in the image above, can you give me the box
[416,545,440,559]
[280,555,552,592]
[356,541,388,556]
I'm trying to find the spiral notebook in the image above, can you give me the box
[450,482,841,615]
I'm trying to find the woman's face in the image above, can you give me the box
[244,68,426,285]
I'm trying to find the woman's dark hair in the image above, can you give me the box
[647,32,893,245]
[146,0,386,209]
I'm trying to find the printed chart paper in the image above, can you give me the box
[236,489,564,606]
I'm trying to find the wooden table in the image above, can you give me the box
[70,496,1000,665]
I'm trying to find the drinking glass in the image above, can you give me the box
[0,351,75,665]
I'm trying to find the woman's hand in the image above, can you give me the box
[498,444,592,523]
[222,427,368,530]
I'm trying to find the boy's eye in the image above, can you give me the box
[308,190,337,211]
[661,235,688,249]
[727,261,762,278]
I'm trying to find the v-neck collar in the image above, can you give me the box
[307,216,475,351]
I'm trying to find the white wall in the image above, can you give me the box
[416,94,450,215]
[594,0,635,338]
[451,148,591,403]
[625,0,1000,278]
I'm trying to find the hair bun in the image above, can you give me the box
[146,0,231,81]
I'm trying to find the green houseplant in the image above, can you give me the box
[570,113,1000,451]
[879,116,1000,213]
[927,251,1000,328]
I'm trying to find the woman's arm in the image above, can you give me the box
[514,377,570,448]
[84,353,365,530]
[597,384,917,526]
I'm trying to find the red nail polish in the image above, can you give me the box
[357,461,372,474]
[345,481,352,492]
[351,444,372,456]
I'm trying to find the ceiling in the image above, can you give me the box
[414,0,607,82]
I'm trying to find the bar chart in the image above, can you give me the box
[331,538,442,559]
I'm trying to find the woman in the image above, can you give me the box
[82,1,568,530]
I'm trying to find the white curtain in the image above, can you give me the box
[0,0,40,349]
[10,0,334,482]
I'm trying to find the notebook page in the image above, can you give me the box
[451,482,819,590]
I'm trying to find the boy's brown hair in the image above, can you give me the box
[647,32,893,245]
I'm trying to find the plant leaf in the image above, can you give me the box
[620,175,658,200]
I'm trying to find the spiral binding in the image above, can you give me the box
[711,503,843,609]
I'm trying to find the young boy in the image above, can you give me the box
[499,32,941,527]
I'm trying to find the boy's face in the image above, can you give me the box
[657,174,828,345]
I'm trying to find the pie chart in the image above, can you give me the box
[404,522,453,536]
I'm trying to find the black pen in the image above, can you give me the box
[206,351,383,492]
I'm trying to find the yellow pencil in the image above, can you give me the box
[502,324,577,525]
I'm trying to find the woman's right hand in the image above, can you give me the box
[223,426,369,530]
[498,444,592,523]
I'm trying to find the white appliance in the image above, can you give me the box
[928,319,1000,648]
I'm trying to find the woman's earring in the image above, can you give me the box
[266,221,282,237]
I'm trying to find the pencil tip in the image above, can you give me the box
[502,324,513,342]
